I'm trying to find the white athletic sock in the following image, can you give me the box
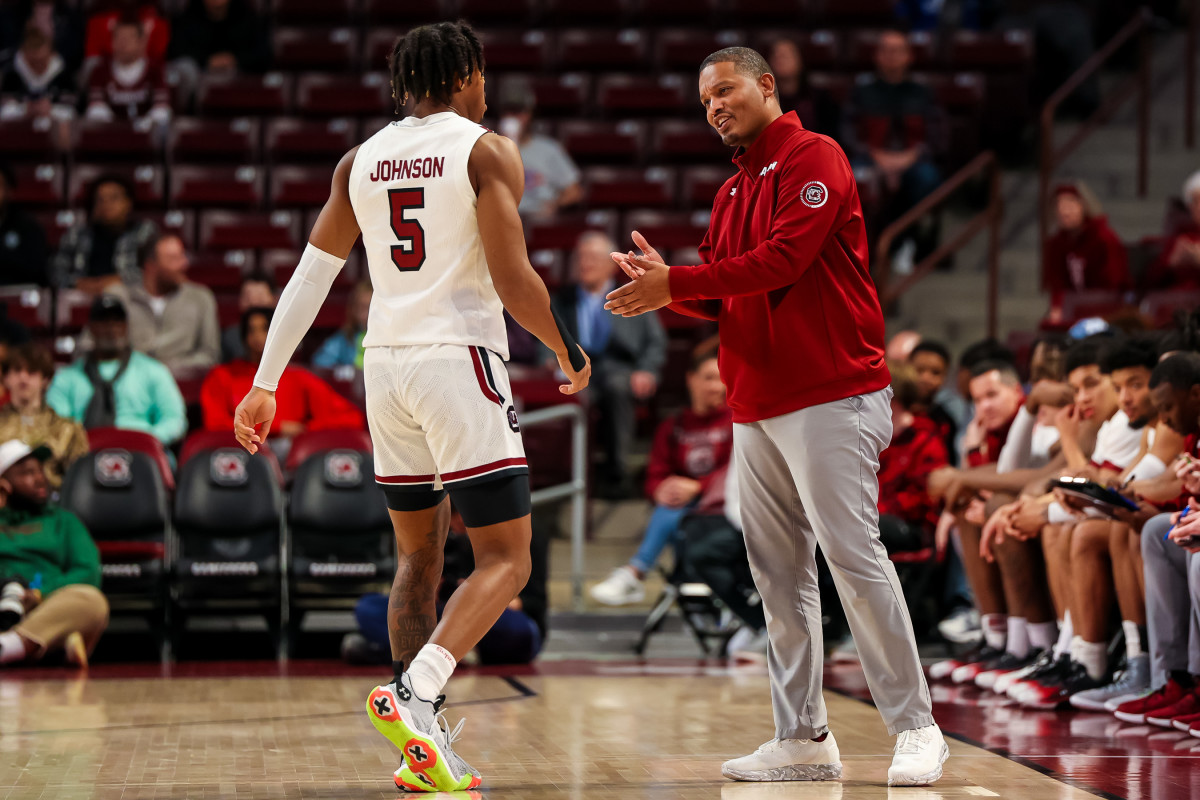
[981,613,1007,651]
[1071,636,1108,681]
[0,631,26,664]
[1028,620,1058,653]
[1122,620,1143,658]
[405,643,457,701]
[1053,613,1074,658]
[1006,617,1029,658]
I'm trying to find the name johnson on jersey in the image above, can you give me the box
[369,157,446,181]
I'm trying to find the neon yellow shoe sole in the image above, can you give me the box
[366,685,482,792]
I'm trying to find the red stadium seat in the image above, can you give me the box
[526,210,618,252]
[636,0,718,26]
[725,0,803,25]
[197,73,292,117]
[0,118,63,163]
[814,0,900,27]
[681,165,734,210]
[558,29,649,72]
[651,120,728,164]
[1141,291,1200,327]
[362,0,444,25]
[70,164,165,209]
[169,117,260,164]
[363,29,402,71]
[270,0,357,26]
[947,30,1035,70]
[171,166,263,209]
[74,120,160,162]
[559,120,646,165]
[807,71,853,105]
[846,30,936,71]
[188,260,249,293]
[35,210,78,250]
[265,117,358,164]
[917,72,985,167]
[623,210,710,252]
[86,427,176,491]
[143,209,197,249]
[199,210,302,251]
[596,74,690,117]
[1060,290,1125,323]
[477,29,554,73]
[295,73,392,118]
[284,428,373,474]
[506,73,592,119]
[274,27,357,73]
[10,164,64,208]
[543,0,629,26]
[264,248,357,290]
[583,167,675,210]
[459,0,539,27]
[750,30,842,70]
[656,30,746,72]
[269,165,335,209]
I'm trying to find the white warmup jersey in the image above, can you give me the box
[348,111,509,359]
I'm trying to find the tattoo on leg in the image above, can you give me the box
[388,527,444,666]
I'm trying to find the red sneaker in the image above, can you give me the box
[1146,689,1200,727]
[1171,710,1200,732]
[1113,678,1193,724]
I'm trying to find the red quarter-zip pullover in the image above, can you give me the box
[668,112,890,423]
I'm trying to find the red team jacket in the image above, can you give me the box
[667,112,890,423]
[643,406,734,500]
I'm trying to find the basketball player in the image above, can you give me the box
[232,22,590,792]
[605,47,947,786]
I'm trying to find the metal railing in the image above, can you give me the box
[874,151,1004,337]
[522,402,589,612]
[1038,7,1154,256]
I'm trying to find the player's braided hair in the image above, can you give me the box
[388,21,485,114]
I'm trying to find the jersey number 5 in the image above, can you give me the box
[388,188,425,271]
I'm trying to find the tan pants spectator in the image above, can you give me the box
[15,584,109,662]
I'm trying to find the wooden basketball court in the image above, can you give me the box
[1,661,1135,800]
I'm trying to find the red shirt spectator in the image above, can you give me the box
[84,13,170,123]
[644,405,734,500]
[1146,170,1200,292]
[84,2,169,65]
[878,414,949,530]
[1042,182,1129,316]
[200,307,364,437]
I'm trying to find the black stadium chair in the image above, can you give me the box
[60,448,171,656]
[287,447,394,649]
[171,446,285,656]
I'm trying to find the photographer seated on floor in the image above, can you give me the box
[0,439,107,668]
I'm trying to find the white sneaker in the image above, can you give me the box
[589,566,644,606]
[722,734,842,781]
[937,607,981,645]
[887,724,949,786]
[729,628,770,663]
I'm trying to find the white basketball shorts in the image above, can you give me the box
[363,344,527,492]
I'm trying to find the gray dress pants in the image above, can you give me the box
[1141,513,1200,685]
[734,387,934,739]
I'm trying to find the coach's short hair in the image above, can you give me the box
[700,47,772,80]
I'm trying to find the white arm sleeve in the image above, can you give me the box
[252,243,345,391]
[1125,453,1167,483]
[996,406,1035,474]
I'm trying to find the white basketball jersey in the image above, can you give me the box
[349,112,508,358]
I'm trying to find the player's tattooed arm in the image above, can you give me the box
[387,526,444,666]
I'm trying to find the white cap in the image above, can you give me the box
[0,440,50,477]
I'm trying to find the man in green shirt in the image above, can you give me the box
[0,439,107,668]
[46,295,187,445]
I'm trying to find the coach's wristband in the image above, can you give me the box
[552,306,586,371]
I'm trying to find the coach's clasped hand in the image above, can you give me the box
[605,230,673,317]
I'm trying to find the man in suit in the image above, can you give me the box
[550,231,666,496]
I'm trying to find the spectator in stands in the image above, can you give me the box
[201,306,364,439]
[0,24,75,121]
[1,2,85,74]
[0,162,49,286]
[84,12,171,126]
[168,0,268,77]
[312,281,371,370]
[0,439,107,669]
[221,270,273,362]
[53,173,156,293]
[843,30,943,267]
[550,231,667,496]
[0,317,30,404]
[0,344,87,490]
[1043,181,1130,324]
[766,37,835,135]
[879,365,950,553]
[908,340,958,457]
[105,232,219,375]
[590,346,730,605]
[83,0,168,67]
[1146,169,1200,292]
[497,79,582,222]
[343,509,548,666]
[47,295,187,445]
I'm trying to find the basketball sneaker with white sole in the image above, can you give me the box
[366,676,482,791]
[888,724,949,786]
[721,733,842,781]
